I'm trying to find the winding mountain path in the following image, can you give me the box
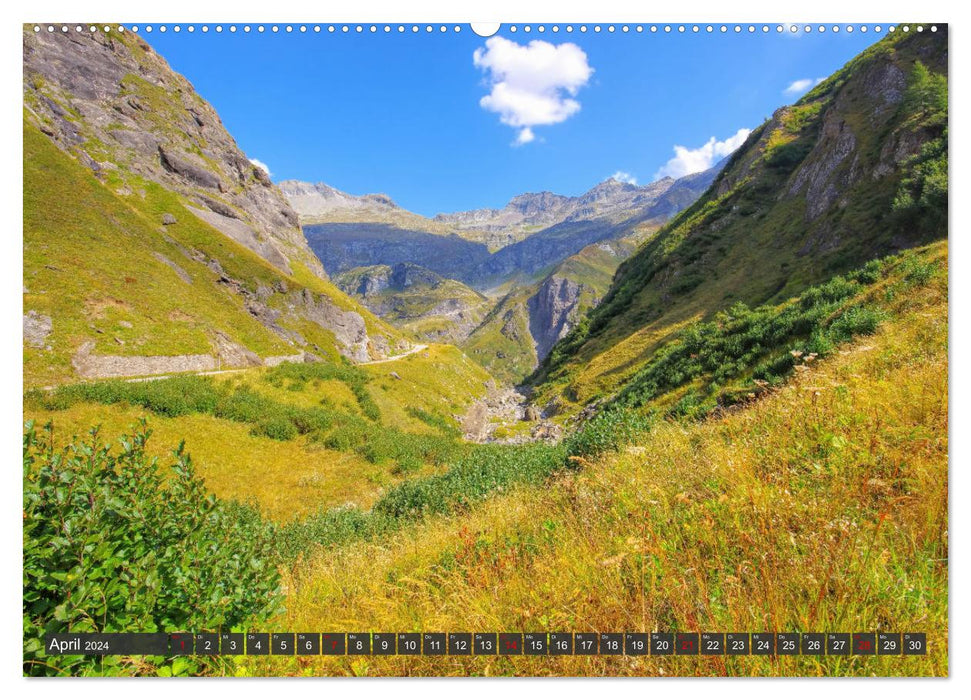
[359,344,428,365]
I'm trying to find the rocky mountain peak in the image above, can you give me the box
[277,179,401,221]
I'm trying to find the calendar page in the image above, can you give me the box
[21,11,949,680]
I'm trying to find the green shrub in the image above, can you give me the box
[900,254,939,287]
[23,421,281,677]
[828,305,886,342]
[610,257,894,413]
[252,416,298,441]
[564,407,653,459]
[263,361,380,420]
[406,407,462,438]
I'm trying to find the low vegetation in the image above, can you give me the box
[26,371,463,478]
[253,253,946,676]
[608,253,916,417]
[23,421,281,677]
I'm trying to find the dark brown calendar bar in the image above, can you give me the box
[41,632,927,656]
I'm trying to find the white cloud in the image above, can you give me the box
[515,127,536,146]
[473,36,593,145]
[784,77,825,97]
[250,158,272,177]
[610,171,638,185]
[655,128,752,179]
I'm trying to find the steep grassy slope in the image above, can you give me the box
[23,123,408,386]
[23,27,320,277]
[23,28,415,384]
[249,243,947,677]
[461,288,538,384]
[532,29,947,417]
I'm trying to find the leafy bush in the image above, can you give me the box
[564,407,653,459]
[893,62,948,236]
[23,421,281,676]
[27,373,461,470]
[828,305,886,342]
[406,407,462,438]
[277,410,655,560]
[252,415,299,441]
[373,443,567,520]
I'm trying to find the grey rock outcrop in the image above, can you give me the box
[23,311,52,349]
[527,276,582,361]
[293,289,372,363]
[152,252,192,284]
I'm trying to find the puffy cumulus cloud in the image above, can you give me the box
[784,77,825,96]
[250,158,272,177]
[655,129,752,179]
[610,171,638,185]
[473,37,593,145]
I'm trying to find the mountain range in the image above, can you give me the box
[22,24,947,400]
[279,168,719,380]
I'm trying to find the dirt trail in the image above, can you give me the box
[359,344,428,365]
[40,344,430,390]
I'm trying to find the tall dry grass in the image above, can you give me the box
[242,254,947,677]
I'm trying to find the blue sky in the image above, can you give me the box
[143,25,884,216]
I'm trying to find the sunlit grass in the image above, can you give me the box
[250,257,947,676]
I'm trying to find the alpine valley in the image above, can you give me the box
[280,168,719,381]
[22,24,948,678]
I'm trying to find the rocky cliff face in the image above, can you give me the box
[468,168,719,283]
[23,28,325,279]
[305,223,492,280]
[527,276,582,361]
[278,180,401,221]
[434,191,576,236]
[434,177,677,235]
[334,263,491,344]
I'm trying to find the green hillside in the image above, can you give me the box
[23,122,408,387]
[460,227,655,384]
[531,29,948,417]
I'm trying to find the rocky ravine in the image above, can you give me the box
[460,384,562,444]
